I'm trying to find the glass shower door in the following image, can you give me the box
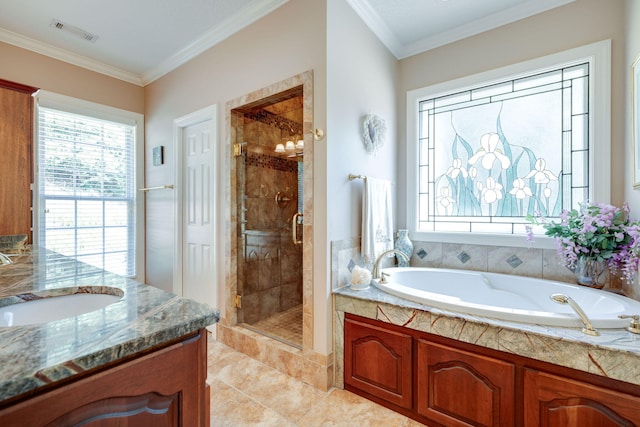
[234,110,303,348]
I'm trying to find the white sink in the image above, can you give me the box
[0,292,123,327]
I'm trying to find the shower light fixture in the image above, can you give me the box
[274,126,324,153]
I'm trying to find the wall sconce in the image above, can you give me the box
[285,140,296,151]
[274,143,285,153]
[308,128,325,141]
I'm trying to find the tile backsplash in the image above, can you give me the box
[331,236,627,294]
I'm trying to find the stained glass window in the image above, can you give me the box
[416,63,589,234]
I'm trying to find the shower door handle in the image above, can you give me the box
[292,212,303,245]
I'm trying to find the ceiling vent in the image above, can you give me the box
[50,19,99,43]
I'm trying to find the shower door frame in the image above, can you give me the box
[225,71,314,353]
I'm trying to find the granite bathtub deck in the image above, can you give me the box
[0,250,219,406]
[334,285,640,388]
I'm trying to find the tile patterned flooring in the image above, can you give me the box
[207,339,425,426]
[242,304,303,348]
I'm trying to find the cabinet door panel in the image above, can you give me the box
[0,83,35,241]
[417,339,515,427]
[524,369,640,427]
[344,317,412,409]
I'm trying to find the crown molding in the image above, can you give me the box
[141,0,289,85]
[399,0,575,59]
[0,27,143,86]
[0,0,289,87]
[346,0,403,57]
[348,0,576,60]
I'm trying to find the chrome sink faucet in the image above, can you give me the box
[372,249,410,280]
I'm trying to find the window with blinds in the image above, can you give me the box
[38,107,137,277]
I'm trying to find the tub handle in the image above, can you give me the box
[550,294,599,336]
[619,314,640,334]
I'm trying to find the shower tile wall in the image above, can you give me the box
[239,119,302,325]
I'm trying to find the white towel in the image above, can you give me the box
[362,177,394,264]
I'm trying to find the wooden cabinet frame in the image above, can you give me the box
[344,313,640,427]
[0,330,210,426]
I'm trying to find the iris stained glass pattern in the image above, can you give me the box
[418,63,589,234]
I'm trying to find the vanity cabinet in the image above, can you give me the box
[0,79,38,242]
[344,313,640,427]
[0,329,209,427]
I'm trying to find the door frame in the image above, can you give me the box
[173,104,218,311]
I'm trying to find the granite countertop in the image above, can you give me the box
[334,285,640,386]
[0,249,219,406]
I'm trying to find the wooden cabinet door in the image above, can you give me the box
[524,368,640,427]
[344,316,413,409]
[0,330,209,427]
[0,80,38,242]
[416,339,515,427]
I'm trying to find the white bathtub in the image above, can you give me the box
[374,267,640,329]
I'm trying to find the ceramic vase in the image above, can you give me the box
[573,257,606,289]
[394,229,413,267]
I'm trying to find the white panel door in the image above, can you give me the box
[182,120,214,306]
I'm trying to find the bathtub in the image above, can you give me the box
[374,267,640,329]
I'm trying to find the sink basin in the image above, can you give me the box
[0,291,123,327]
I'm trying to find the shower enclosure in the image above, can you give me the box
[231,87,304,348]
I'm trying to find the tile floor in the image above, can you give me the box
[242,304,303,348]
[207,339,425,426]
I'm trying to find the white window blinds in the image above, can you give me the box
[38,107,137,277]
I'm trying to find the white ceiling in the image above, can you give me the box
[0,0,574,86]
[348,0,575,59]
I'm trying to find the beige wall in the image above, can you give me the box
[397,0,627,225]
[625,0,640,215]
[143,0,329,351]
[0,41,144,113]
[326,0,398,240]
[623,0,640,298]
[323,0,399,351]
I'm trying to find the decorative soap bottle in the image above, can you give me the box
[394,229,413,267]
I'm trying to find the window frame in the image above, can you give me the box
[406,40,611,249]
[33,91,145,281]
